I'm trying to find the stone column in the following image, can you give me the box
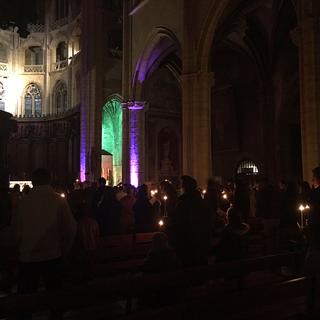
[182,71,213,188]
[298,0,320,182]
[122,0,132,185]
[123,101,147,187]
[80,0,105,182]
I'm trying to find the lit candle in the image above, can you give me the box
[202,189,207,195]
[163,195,168,217]
[60,193,66,198]
[222,194,228,200]
[299,204,305,228]
[158,219,164,227]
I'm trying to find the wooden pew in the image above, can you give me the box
[118,277,310,320]
[94,233,154,263]
[0,252,303,318]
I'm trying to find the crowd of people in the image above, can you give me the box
[1,166,320,308]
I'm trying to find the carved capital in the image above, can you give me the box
[122,100,148,111]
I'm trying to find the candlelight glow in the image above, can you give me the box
[202,189,207,195]
[158,219,164,227]
[223,194,228,200]
[299,204,305,211]
[163,195,168,201]
[60,193,66,198]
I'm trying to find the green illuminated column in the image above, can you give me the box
[101,97,123,185]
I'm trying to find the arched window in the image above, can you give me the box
[56,41,67,62]
[25,46,43,65]
[24,84,42,117]
[237,160,259,176]
[0,81,5,111]
[0,43,7,63]
[53,81,67,113]
[102,97,123,184]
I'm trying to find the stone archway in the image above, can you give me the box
[101,95,123,185]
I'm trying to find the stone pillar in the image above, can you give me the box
[122,0,132,185]
[182,71,213,188]
[80,0,106,182]
[298,0,320,182]
[123,101,147,187]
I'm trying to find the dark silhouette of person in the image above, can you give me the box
[133,185,154,232]
[171,175,210,267]
[204,178,219,228]
[233,179,250,222]
[215,206,250,262]
[98,186,122,235]
[140,232,181,309]
[280,181,299,228]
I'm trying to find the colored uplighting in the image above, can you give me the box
[102,98,123,185]
[129,106,139,187]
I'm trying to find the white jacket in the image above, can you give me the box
[15,185,77,262]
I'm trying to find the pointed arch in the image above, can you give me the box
[24,83,42,117]
[133,26,181,99]
[101,94,123,185]
[53,80,68,113]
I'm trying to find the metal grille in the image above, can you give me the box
[237,160,259,176]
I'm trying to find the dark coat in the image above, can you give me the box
[171,190,210,267]
[133,197,154,232]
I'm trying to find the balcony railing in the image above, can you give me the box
[24,65,44,73]
[0,62,8,73]
[52,60,68,71]
[27,24,45,33]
